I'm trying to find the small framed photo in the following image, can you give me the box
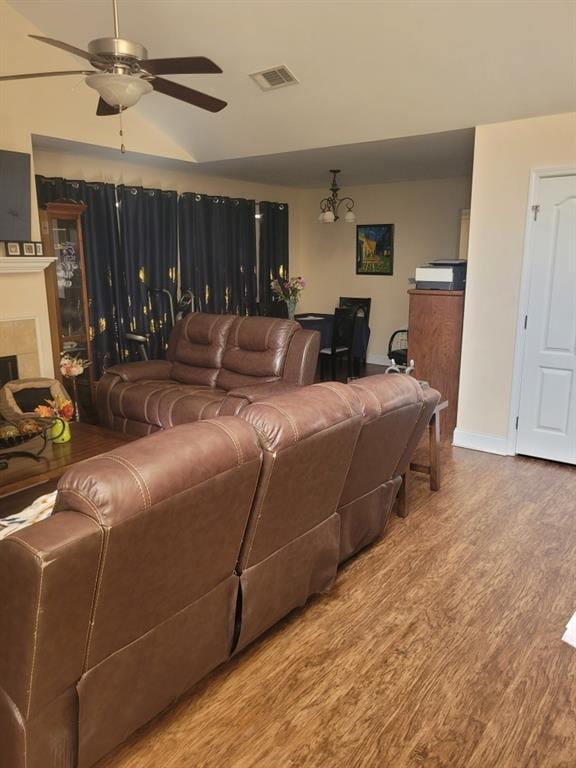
[35,242,43,256]
[23,242,36,256]
[356,224,394,276]
[6,242,21,256]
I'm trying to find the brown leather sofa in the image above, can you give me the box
[96,312,320,436]
[337,376,440,562]
[0,374,439,768]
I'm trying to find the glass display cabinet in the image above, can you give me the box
[40,202,94,417]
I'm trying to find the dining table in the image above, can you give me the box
[296,312,371,369]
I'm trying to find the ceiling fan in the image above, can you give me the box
[0,0,227,116]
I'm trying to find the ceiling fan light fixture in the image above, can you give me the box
[86,72,152,108]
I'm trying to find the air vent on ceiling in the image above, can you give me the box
[250,65,299,91]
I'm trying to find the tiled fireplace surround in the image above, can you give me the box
[0,318,41,380]
[0,254,56,382]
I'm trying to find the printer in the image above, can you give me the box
[414,259,467,291]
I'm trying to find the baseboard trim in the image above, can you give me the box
[366,354,390,366]
[452,429,511,456]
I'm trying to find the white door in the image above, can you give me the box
[516,173,576,464]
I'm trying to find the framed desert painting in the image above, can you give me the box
[356,224,394,275]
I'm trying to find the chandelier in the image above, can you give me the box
[318,169,356,223]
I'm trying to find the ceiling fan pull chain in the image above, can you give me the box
[119,108,126,153]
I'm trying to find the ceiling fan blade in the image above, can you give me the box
[96,97,121,116]
[151,76,227,113]
[29,35,93,62]
[142,56,222,76]
[0,70,93,82]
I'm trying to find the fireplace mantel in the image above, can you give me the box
[0,256,56,273]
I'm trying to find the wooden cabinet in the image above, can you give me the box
[40,202,94,415]
[407,289,465,436]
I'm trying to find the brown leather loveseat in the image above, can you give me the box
[97,312,320,435]
[0,375,439,768]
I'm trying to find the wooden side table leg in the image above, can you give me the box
[396,471,409,518]
[429,411,441,491]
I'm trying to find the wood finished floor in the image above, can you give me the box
[97,444,576,768]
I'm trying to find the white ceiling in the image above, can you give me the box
[194,128,474,186]
[7,0,576,166]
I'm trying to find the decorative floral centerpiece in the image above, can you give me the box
[270,276,306,319]
[60,352,91,422]
[35,395,75,443]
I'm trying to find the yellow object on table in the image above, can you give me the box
[50,419,71,443]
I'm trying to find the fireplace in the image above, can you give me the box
[0,355,18,388]
[0,318,40,382]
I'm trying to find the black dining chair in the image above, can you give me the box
[339,296,372,325]
[339,297,371,368]
[319,307,357,381]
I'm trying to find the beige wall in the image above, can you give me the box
[456,112,576,450]
[292,177,471,362]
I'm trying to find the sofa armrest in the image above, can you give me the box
[226,381,299,403]
[0,512,102,719]
[283,329,320,385]
[219,382,299,415]
[104,360,173,383]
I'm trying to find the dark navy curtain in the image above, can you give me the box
[35,175,122,378]
[258,201,289,305]
[117,185,178,360]
[179,193,257,315]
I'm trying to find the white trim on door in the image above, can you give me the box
[507,165,576,455]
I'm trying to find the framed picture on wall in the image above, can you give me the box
[23,242,35,256]
[356,224,394,275]
[6,241,21,256]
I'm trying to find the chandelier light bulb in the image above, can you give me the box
[323,210,335,223]
[344,210,356,223]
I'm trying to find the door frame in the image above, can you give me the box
[507,165,576,455]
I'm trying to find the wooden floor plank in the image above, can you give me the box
[97,446,576,768]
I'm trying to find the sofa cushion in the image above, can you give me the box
[217,317,299,390]
[108,380,186,427]
[156,387,230,426]
[168,313,236,387]
[107,380,230,427]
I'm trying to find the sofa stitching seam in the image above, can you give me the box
[84,527,110,668]
[209,420,244,464]
[255,402,300,441]
[97,455,151,510]
[244,455,275,563]
[315,383,355,416]
[25,561,44,719]
[56,487,103,523]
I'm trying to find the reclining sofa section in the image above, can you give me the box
[0,375,440,768]
[96,312,320,436]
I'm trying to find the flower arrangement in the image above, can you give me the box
[270,276,306,302]
[270,276,306,319]
[59,353,91,422]
[60,352,90,378]
[35,395,74,422]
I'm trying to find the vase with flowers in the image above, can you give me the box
[270,276,306,320]
[35,396,75,443]
[59,353,91,422]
